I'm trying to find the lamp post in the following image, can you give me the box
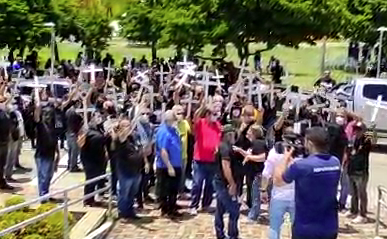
[377,27,387,78]
[43,22,56,96]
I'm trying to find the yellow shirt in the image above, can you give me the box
[177,119,191,162]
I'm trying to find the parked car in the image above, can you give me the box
[333,77,387,134]
[16,77,70,100]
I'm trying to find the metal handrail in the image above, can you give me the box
[375,185,387,239]
[0,173,113,239]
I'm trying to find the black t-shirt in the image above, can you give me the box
[348,136,371,175]
[35,121,57,159]
[66,106,83,134]
[246,139,267,175]
[80,128,107,163]
[215,141,244,187]
[327,123,348,163]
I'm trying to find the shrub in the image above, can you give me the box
[0,197,74,239]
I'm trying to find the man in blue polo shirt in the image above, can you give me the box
[155,110,183,218]
[274,127,341,239]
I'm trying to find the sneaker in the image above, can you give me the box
[190,208,198,215]
[352,215,367,224]
[344,211,356,218]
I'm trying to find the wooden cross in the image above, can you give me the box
[105,61,115,81]
[366,95,387,123]
[181,91,200,118]
[156,64,169,89]
[75,97,95,129]
[177,53,194,68]
[213,69,224,86]
[147,85,160,111]
[176,64,196,88]
[195,68,218,99]
[224,59,247,112]
[82,64,103,84]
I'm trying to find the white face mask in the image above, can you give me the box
[335,116,346,126]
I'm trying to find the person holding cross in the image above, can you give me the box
[190,101,222,215]
[33,89,61,198]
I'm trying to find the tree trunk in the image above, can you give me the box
[7,49,14,63]
[151,40,157,60]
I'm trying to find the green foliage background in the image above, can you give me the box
[0,196,74,239]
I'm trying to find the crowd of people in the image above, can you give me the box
[0,52,374,239]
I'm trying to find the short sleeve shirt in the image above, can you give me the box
[193,118,222,162]
[282,154,341,238]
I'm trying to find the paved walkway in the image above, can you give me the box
[1,143,387,239]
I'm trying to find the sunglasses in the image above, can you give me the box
[176,112,184,115]
[142,113,150,115]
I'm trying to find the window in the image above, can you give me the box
[362,84,387,101]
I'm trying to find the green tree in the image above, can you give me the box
[0,0,55,57]
[55,0,112,59]
[120,0,164,60]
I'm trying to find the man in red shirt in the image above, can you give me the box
[190,102,222,215]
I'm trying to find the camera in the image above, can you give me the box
[282,121,311,157]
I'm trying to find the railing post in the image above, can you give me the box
[108,174,113,217]
[63,191,70,239]
[375,186,381,238]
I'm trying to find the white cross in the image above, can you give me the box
[104,61,115,81]
[177,53,194,68]
[134,70,150,85]
[366,95,387,123]
[181,91,200,118]
[33,76,45,106]
[76,98,95,129]
[224,59,247,112]
[82,64,103,84]
[161,103,166,122]
[212,69,225,90]
[195,69,218,99]
[156,65,169,89]
[147,85,160,111]
[176,64,196,88]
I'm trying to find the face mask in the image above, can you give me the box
[335,116,346,126]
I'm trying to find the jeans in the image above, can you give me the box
[156,167,182,214]
[248,174,262,220]
[117,171,141,218]
[0,144,9,185]
[66,132,79,170]
[35,156,55,196]
[136,170,151,207]
[269,199,295,239]
[339,168,350,207]
[349,173,368,217]
[213,179,240,239]
[5,140,19,178]
[190,161,215,209]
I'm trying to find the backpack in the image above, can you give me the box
[0,110,11,143]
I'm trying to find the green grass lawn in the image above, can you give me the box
[1,39,351,89]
